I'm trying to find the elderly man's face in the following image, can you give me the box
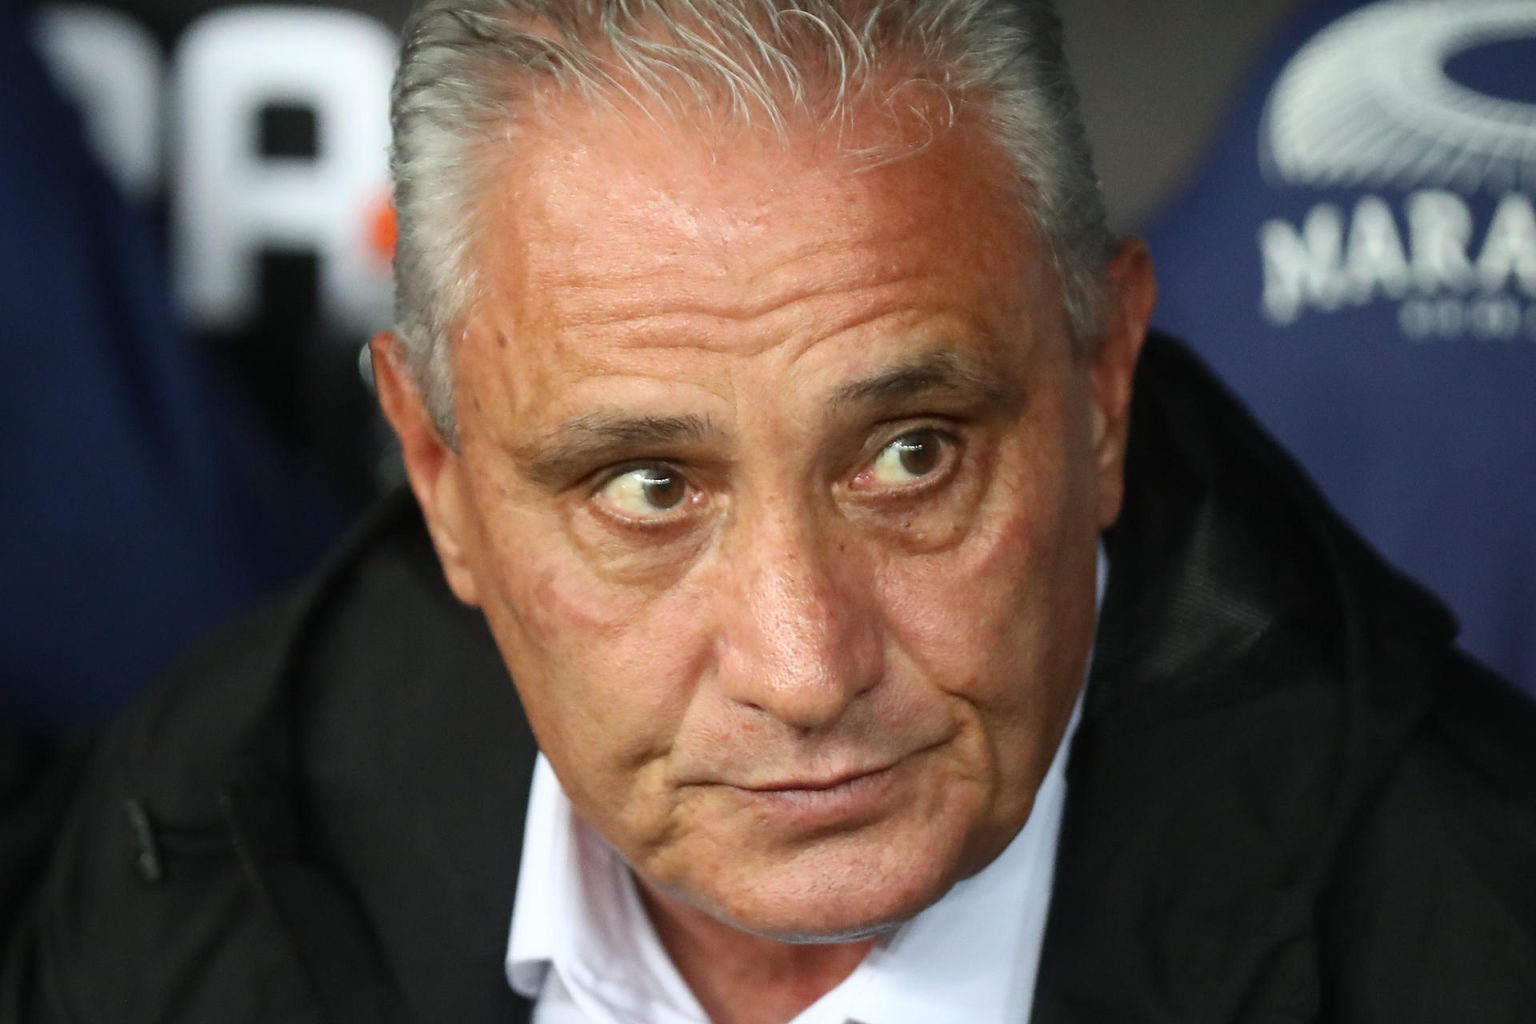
[379,98,1150,940]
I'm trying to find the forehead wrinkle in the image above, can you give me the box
[534,231,888,294]
[476,110,1034,366]
[530,262,982,365]
[507,165,983,316]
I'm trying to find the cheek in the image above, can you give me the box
[878,505,1040,688]
[475,534,710,779]
[874,423,1098,717]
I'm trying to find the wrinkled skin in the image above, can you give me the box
[375,96,1153,1013]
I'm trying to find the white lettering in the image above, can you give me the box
[1469,296,1521,339]
[1262,191,1536,324]
[1408,190,1477,294]
[32,5,163,198]
[1476,192,1536,296]
[1406,297,1437,342]
[173,7,395,334]
[1401,298,1536,341]
[1260,206,1348,324]
[1346,195,1410,303]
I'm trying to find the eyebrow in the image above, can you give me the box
[828,350,1015,416]
[516,412,721,488]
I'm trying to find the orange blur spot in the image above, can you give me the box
[367,193,398,265]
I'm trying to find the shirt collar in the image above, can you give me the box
[509,753,702,1023]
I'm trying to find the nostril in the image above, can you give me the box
[715,600,884,730]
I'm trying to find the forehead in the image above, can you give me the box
[459,95,1063,409]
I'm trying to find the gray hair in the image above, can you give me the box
[390,0,1112,436]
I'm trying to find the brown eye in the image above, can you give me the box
[639,470,685,509]
[868,429,950,486]
[596,465,690,518]
[896,434,942,476]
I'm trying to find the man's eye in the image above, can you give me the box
[594,465,691,519]
[865,429,952,487]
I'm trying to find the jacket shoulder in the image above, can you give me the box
[1037,339,1535,1023]
[2,494,444,1024]
[1320,655,1536,1020]
[3,597,313,1021]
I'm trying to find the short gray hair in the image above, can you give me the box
[390,0,1112,435]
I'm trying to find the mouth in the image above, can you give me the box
[738,762,897,794]
[724,760,905,830]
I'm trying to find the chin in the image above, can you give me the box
[691,840,962,944]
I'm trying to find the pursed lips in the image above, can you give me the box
[733,761,899,793]
[691,735,953,794]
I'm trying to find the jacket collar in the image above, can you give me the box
[1033,339,1454,1022]
[224,491,536,1023]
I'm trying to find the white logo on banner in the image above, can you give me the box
[1262,0,1536,192]
[1256,0,1536,340]
[34,4,396,339]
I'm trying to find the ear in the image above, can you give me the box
[1087,238,1156,530]
[370,332,482,606]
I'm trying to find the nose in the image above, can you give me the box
[713,507,885,731]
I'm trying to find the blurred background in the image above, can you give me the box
[2,0,1532,729]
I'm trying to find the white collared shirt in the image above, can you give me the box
[506,553,1104,1024]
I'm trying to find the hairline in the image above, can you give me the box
[389,2,1115,441]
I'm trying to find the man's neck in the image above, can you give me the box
[637,879,878,1024]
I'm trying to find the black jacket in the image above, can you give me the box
[6,339,1535,1023]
